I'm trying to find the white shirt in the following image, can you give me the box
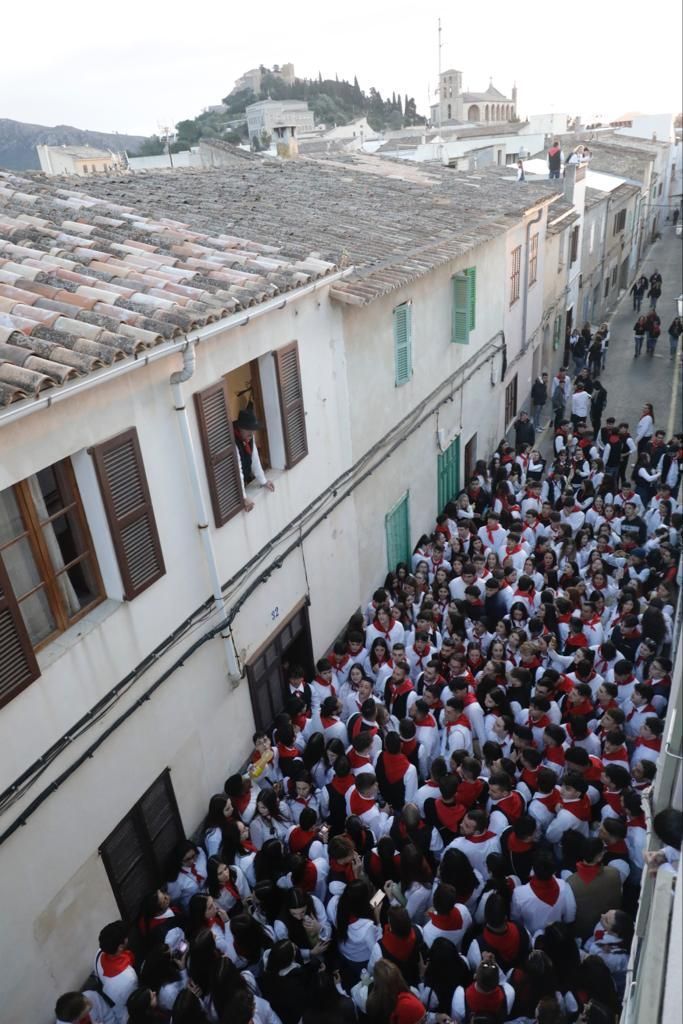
[511,877,576,934]
[571,390,592,418]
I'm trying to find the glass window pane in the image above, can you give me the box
[0,488,26,546]
[57,557,100,614]
[44,511,86,569]
[18,587,56,646]
[2,536,44,598]
[35,466,66,519]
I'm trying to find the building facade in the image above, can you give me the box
[36,144,126,176]
[245,99,315,142]
[432,69,517,126]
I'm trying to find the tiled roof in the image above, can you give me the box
[546,198,580,235]
[0,160,562,407]
[0,170,336,407]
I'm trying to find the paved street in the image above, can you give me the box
[538,221,683,462]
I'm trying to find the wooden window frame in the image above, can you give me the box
[100,768,184,922]
[91,428,166,600]
[0,555,40,708]
[510,245,522,305]
[528,234,539,285]
[0,460,105,654]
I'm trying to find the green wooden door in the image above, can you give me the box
[437,436,460,511]
[385,493,411,571]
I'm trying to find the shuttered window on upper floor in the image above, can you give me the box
[452,268,476,343]
[393,303,413,385]
[194,380,244,527]
[91,428,165,600]
[274,341,308,467]
[0,557,40,708]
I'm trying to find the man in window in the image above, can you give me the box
[233,406,275,511]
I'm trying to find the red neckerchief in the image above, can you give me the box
[330,774,355,796]
[349,789,376,816]
[277,741,300,761]
[331,652,350,670]
[382,751,411,784]
[507,833,534,853]
[603,789,624,814]
[401,737,418,758]
[628,815,646,830]
[372,619,394,642]
[531,714,551,730]
[300,859,317,893]
[381,923,417,960]
[350,716,378,740]
[602,746,628,762]
[466,828,497,844]
[529,876,560,905]
[606,839,628,856]
[545,745,565,766]
[486,525,500,544]
[347,749,372,771]
[566,698,594,719]
[99,950,135,977]
[575,861,602,883]
[561,794,592,821]
[616,674,635,689]
[314,675,336,693]
[566,634,589,648]
[435,798,466,832]
[329,858,356,883]
[292,711,310,729]
[635,736,661,751]
[482,922,521,964]
[429,906,463,930]
[456,778,484,807]
[493,792,524,822]
[411,646,430,671]
[321,716,339,729]
[535,789,561,811]
[521,766,541,791]
[288,826,318,854]
[418,713,438,729]
[390,679,414,700]
[585,757,603,782]
[465,984,506,1015]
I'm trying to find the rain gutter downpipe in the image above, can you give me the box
[520,205,544,378]
[169,341,241,684]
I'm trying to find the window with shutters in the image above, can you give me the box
[570,226,580,265]
[451,268,476,344]
[0,461,104,704]
[504,375,518,426]
[195,380,244,527]
[393,303,413,385]
[274,341,308,468]
[552,315,563,350]
[91,429,165,600]
[437,436,460,510]
[385,493,411,571]
[510,246,522,305]
[100,769,184,922]
[528,235,539,285]
[613,209,627,235]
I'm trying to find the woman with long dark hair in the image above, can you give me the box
[438,848,483,911]
[273,886,331,958]
[328,878,382,987]
[202,794,235,858]
[140,944,187,1015]
[165,840,208,912]
[417,937,472,1014]
[249,789,292,850]
[206,855,250,916]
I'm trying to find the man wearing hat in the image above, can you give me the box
[233,405,275,510]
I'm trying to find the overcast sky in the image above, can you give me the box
[3,0,681,137]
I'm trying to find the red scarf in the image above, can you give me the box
[482,922,521,964]
[465,984,506,1015]
[575,861,602,883]
[566,633,589,649]
[289,826,318,854]
[635,736,661,751]
[233,790,253,816]
[99,950,135,977]
[521,766,541,792]
[429,906,463,931]
[566,698,594,719]
[561,794,592,821]
[486,525,501,544]
[329,774,355,797]
[382,751,411,784]
[349,789,376,816]
[507,833,534,853]
[277,741,301,761]
[544,745,565,767]
[300,859,318,893]
[466,829,497,844]
[535,790,561,812]
[606,839,628,856]
[321,716,339,729]
[529,876,560,905]
[401,737,418,758]
[435,799,466,833]
[456,778,485,807]
[628,815,646,830]
[348,748,373,771]
[603,789,625,815]
[329,858,356,883]
[372,618,394,642]
[390,679,414,702]
[492,792,524,823]
[381,923,417,960]
[603,746,628,763]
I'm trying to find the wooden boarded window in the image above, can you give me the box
[100,769,184,922]
[91,429,165,600]
[274,342,308,467]
[0,555,40,708]
[194,381,243,526]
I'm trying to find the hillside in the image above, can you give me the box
[141,70,425,154]
[0,118,145,171]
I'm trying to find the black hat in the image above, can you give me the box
[236,406,264,431]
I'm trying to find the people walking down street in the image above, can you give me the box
[596,323,610,370]
[668,316,682,360]
[635,404,655,455]
[513,410,535,452]
[588,335,603,377]
[590,377,608,435]
[630,276,648,312]
[648,270,662,309]
[572,331,589,375]
[571,382,592,431]
[547,141,562,179]
[531,372,549,431]
[633,317,647,358]
[552,369,572,429]
[645,311,661,357]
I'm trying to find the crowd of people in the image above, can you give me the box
[55,382,682,1024]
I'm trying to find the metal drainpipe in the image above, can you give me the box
[520,206,544,391]
[170,342,241,683]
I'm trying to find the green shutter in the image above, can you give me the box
[393,303,412,385]
[466,267,476,330]
[437,435,460,511]
[452,273,469,344]
[385,493,411,571]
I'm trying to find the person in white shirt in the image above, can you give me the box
[635,404,654,453]
[233,406,274,512]
[94,922,139,1023]
[511,850,576,935]
[56,991,118,1024]
[571,383,592,427]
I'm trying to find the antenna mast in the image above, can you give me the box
[437,18,442,134]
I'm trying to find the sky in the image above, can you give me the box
[2,0,681,137]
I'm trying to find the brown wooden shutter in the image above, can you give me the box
[0,556,40,708]
[274,341,308,467]
[194,381,243,527]
[91,428,166,600]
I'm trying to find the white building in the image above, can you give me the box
[0,161,569,1020]
[431,69,517,126]
[36,143,126,176]
[246,99,315,142]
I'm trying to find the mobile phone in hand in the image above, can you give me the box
[370,890,385,908]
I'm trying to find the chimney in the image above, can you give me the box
[563,161,576,202]
[274,124,299,159]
